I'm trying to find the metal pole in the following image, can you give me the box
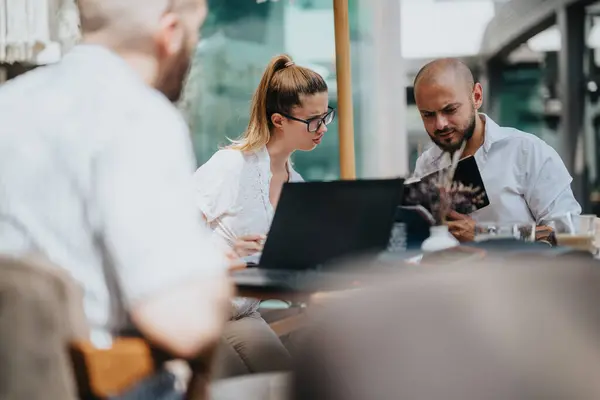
[558,3,587,209]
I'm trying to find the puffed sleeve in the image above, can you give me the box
[193,149,244,223]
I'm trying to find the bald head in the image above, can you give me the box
[414,58,475,96]
[78,0,205,50]
[413,58,483,153]
[77,0,207,102]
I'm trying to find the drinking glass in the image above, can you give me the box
[387,222,407,252]
[474,221,536,242]
[547,213,596,253]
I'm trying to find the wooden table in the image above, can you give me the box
[236,283,362,337]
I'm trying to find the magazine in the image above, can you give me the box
[403,155,490,215]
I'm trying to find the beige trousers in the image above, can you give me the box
[212,311,292,379]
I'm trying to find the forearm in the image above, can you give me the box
[131,275,233,360]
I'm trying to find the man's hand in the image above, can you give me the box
[232,234,266,257]
[446,210,476,242]
[535,225,556,246]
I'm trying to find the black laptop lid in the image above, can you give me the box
[259,178,404,270]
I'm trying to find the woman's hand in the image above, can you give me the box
[233,234,266,257]
[226,249,247,271]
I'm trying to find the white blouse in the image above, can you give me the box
[193,146,304,317]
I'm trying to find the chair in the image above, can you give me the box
[0,255,305,399]
[0,255,165,399]
[0,255,87,399]
[293,254,600,400]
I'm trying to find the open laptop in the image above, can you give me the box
[232,178,405,291]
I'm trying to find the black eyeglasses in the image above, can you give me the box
[278,106,336,133]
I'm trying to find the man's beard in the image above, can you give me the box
[433,112,476,153]
[156,46,193,103]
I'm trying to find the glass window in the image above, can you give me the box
[181,0,344,181]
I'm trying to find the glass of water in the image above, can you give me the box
[387,222,407,252]
[474,221,536,242]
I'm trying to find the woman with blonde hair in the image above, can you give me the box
[193,54,335,377]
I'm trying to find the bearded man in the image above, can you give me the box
[412,58,581,242]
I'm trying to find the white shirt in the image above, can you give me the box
[0,45,227,339]
[194,146,304,246]
[413,114,581,225]
[194,146,303,317]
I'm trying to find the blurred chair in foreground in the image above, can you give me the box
[0,255,288,400]
[293,254,600,400]
[0,255,87,400]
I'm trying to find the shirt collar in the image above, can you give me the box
[254,146,272,183]
[255,145,270,164]
[255,145,298,179]
[480,113,508,154]
[62,44,145,87]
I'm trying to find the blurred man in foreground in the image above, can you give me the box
[0,0,236,398]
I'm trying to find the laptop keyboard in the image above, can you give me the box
[233,268,302,280]
[232,268,305,291]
